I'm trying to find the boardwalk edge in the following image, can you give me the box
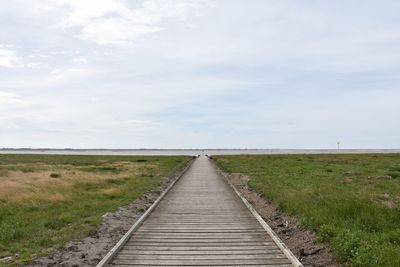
[210,157,304,267]
[96,156,196,267]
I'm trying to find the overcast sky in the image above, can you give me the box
[0,0,399,149]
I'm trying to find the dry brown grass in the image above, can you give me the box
[0,171,71,202]
[0,162,156,203]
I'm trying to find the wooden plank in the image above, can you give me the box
[137,228,265,232]
[132,235,269,239]
[111,258,291,265]
[121,245,280,251]
[114,254,288,260]
[136,225,263,231]
[102,156,300,267]
[124,243,277,248]
[132,233,268,238]
[95,158,196,267]
[126,240,271,245]
[141,225,261,228]
[111,265,293,267]
[143,221,259,227]
[118,250,282,255]
[111,266,293,267]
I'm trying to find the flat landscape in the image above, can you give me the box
[2,1,400,266]
[1,149,400,156]
[0,154,189,266]
[214,154,400,267]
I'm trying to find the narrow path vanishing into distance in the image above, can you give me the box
[99,156,302,266]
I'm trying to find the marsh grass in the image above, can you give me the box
[215,154,400,267]
[387,166,400,179]
[0,154,189,266]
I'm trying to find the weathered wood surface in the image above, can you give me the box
[108,156,294,266]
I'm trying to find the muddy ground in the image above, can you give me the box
[226,172,340,267]
[26,160,193,267]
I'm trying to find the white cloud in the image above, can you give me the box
[0,91,23,104]
[0,1,400,148]
[72,57,88,64]
[0,91,29,116]
[37,0,213,45]
[0,45,19,67]
[49,68,60,75]
[79,17,161,45]
[48,68,87,78]
[25,62,40,69]
[122,119,151,125]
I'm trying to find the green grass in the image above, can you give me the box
[214,154,400,267]
[0,154,190,266]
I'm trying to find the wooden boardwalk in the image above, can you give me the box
[106,156,299,266]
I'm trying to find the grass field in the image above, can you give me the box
[214,154,400,267]
[0,154,190,266]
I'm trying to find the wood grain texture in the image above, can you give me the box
[108,156,294,266]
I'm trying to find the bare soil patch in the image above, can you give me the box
[227,173,340,267]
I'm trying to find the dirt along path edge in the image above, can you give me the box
[211,159,340,267]
[25,157,195,267]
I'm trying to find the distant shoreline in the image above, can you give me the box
[1,148,399,156]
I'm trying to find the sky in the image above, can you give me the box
[0,0,399,149]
